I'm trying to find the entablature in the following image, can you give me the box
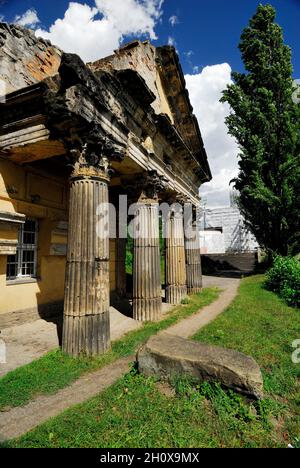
[0,52,206,203]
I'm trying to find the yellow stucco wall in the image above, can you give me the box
[0,256,66,314]
[0,158,118,316]
[0,158,68,315]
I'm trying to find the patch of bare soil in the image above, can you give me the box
[155,381,176,398]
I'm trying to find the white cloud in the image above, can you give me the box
[168,36,175,46]
[35,0,164,62]
[14,8,40,28]
[169,15,179,26]
[95,0,163,39]
[0,15,5,22]
[185,64,239,207]
[184,50,199,74]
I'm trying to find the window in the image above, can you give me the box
[6,219,38,281]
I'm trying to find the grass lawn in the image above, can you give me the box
[0,288,220,411]
[3,275,299,448]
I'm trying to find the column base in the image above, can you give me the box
[187,287,203,295]
[133,297,162,322]
[186,259,203,295]
[166,285,188,305]
[62,311,110,357]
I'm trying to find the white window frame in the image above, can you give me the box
[6,219,38,282]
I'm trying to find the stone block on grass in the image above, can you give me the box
[137,333,264,399]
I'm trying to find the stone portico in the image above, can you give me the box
[0,25,211,357]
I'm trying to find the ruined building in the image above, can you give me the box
[0,24,211,356]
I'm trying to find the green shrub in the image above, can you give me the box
[265,256,300,308]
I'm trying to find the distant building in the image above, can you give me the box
[199,206,259,255]
[292,79,300,104]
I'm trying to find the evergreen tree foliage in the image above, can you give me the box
[221,4,300,256]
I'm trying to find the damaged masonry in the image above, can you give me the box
[0,24,211,357]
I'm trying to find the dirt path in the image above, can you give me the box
[0,356,133,442]
[163,276,240,338]
[0,276,240,442]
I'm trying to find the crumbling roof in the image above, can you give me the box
[90,41,212,182]
[0,26,211,183]
[0,23,62,95]
[156,46,211,182]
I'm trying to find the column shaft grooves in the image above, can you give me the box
[63,176,110,357]
[133,203,162,321]
[185,231,203,294]
[166,213,187,304]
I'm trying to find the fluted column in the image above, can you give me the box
[63,147,111,357]
[166,202,187,304]
[132,171,165,321]
[185,216,203,294]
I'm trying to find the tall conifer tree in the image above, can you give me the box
[222,4,300,256]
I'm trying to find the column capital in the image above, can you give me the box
[165,192,191,206]
[67,125,125,181]
[124,170,168,203]
[70,145,112,182]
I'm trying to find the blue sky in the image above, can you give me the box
[1,0,299,76]
[1,0,299,206]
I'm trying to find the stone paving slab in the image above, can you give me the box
[0,304,172,378]
[0,307,142,377]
